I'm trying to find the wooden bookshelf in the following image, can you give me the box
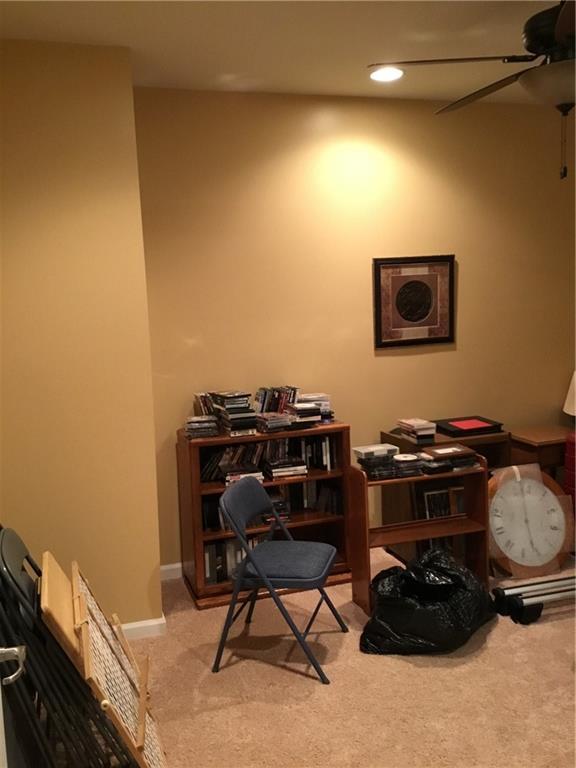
[347,457,489,615]
[176,422,352,609]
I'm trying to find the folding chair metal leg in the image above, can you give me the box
[268,588,330,684]
[302,595,324,639]
[319,588,349,632]
[212,580,241,673]
[245,589,258,624]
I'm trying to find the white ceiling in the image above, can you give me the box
[0,1,558,105]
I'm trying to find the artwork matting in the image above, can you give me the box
[373,255,455,348]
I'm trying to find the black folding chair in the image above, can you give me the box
[212,477,348,684]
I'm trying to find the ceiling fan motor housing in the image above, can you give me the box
[523,5,575,61]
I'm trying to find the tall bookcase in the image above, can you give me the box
[176,422,352,609]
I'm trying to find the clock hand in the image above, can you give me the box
[520,481,539,554]
[513,469,539,554]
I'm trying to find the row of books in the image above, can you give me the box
[200,435,337,483]
[253,387,332,418]
[352,442,479,480]
[254,386,299,414]
[191,389,334,437]
[204,536,267,584]
[201,480,341,533]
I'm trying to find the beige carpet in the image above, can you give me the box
[133,551,575,768]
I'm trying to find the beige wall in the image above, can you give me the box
[1,41,162,622]
[134,88,574,565]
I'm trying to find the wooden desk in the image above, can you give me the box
[509,426,569,477]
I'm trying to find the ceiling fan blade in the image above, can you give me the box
[555,0,575,43]
[368,54,538,68]
[436,66,538,114]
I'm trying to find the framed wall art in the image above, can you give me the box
[373,255,455,348]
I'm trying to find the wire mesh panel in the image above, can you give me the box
[73,565,167,768]
[3,535,137,768]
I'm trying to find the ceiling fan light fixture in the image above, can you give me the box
[369,66,404,83]
[518,59,575,107]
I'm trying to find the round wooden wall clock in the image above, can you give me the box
[488,465,574,578]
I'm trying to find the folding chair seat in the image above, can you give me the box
[212,477,348,684]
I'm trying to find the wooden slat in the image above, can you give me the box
[40,551,82,669]
[136,656,149,750]
[112,613,141,676]
[368,517,485,547]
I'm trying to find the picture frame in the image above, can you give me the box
[414,481,465,521]
[373,255,455,348]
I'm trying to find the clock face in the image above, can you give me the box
[489,477,566,567]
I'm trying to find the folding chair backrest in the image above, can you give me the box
[219,477,273,538]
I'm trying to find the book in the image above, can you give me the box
[397,417,436,435]
[353,443,399,459]
[227,428,258,437]
[420,444,476,461]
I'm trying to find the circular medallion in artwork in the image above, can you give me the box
[395,280,433,322]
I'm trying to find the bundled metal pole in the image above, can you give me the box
[492,576,575,624]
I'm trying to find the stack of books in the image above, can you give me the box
[297,392,333,421]
[397,417,437,443]
[184,415,219,439]
[419,444,478,470]
[262,457,308,480]
[256,412,293,433]
[262,492,291,524]
[221,462,264,486]
[353,444,399,480]
[209,391,257,437]
[284,401,322,426]
[392,453,424,477]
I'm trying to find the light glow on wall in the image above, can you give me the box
[312,140,394,209]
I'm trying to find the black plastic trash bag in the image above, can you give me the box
[360,548,496,654]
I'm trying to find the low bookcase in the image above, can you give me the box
[176,422,352,609]
[348,455,489,615]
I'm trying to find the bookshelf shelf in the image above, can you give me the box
[203,510,344,542]
[348,457,489,615]
[365,465,483,488]
[176,422,352,609]
[199,468,344,496]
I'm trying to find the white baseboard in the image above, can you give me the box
[122,615,167,641]
[160,562,182,581]
[118,564,181,640]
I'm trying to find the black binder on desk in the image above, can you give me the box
[434,416,503,437]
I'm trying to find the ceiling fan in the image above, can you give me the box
[369,1,575,113]
[369,1,575,175]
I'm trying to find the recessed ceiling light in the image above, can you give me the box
[369,66,404,83]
